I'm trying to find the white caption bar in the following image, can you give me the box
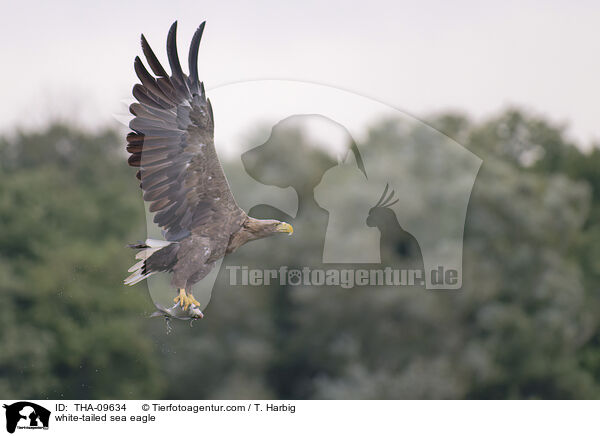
[1,400,598,435]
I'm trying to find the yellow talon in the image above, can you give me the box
[173,289,200,311]
[174,288,186,307]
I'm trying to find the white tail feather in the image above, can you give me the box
[127,260,144,273]
[125,239,172,286]
[145,238,172,247]
[124,270,156,285]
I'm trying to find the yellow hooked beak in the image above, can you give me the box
[276,222,294,235]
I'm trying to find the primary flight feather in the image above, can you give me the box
[124,21,293,317]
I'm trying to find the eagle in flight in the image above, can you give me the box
[124,21,293,317]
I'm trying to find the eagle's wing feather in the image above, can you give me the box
[127,21,246,243]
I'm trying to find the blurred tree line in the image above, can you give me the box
[0,108,599,399]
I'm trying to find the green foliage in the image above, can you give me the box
[0,125,163,399]
[1,108,600,399]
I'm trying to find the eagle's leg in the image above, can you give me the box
[173,288,201,311]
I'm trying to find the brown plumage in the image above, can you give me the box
[124,21,293,313]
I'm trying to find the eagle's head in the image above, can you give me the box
[227,218,294,254]
[252,219,293,238]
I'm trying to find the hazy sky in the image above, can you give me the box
[1,0,599,147]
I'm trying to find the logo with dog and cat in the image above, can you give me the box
[3,402,50,433]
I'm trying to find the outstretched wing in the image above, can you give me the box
[127,21,246,242]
